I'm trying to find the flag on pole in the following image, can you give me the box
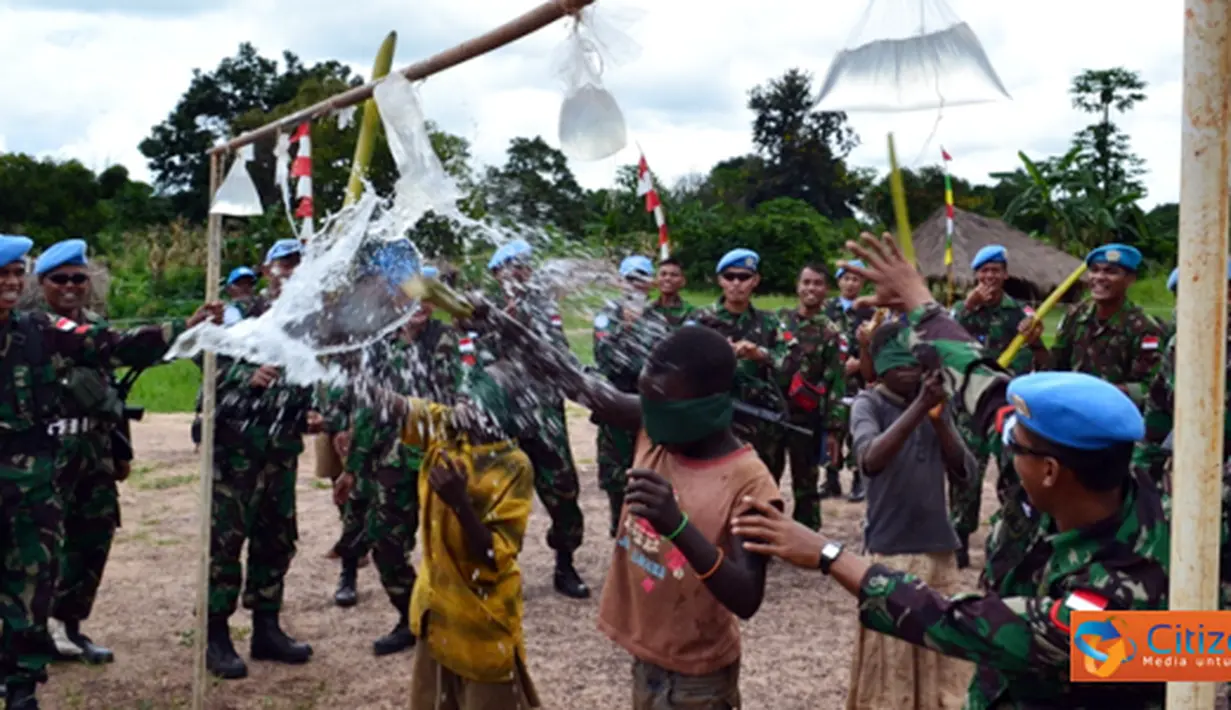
[636,154,670,260]
[290,123,315,241]
[941,147,954,266]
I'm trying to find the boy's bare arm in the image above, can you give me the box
[428,459,497,568]
[931,412,973,485]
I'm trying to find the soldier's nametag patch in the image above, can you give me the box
[54,317,78,332]
[1142,335,1159,351]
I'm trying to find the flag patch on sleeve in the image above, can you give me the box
[54,317,78,332]
[1142,335,1159,351]
[1049,589,1109,633]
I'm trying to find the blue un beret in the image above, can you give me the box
[488,239,532,271]
[265,239,303,265]
[35,239,88,276]
[971,244,1007,271]
[1085,243,1142,272]
[619,255,654,279]
[227,266,257,286]
[359,238,420,286]
[717,248,759,274]
[0,235,33,268]
[835,259,865,280]
[421,266,439,279]
[1003,371,1143,451]
[1167,267,1179,293]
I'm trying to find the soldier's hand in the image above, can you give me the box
[1017,317,1044,345]
[429,455,469,510]
[964,284,989,310]
[625,468,684,536]
[249,364,280,388]
[731,496,824,568]
[333,430,352,459]
[188,301,225,328]
[333,472,355,508]
[305,411,324,434]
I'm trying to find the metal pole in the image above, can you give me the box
[193,151,224,710]
[208,0,593,156]
[1168,1,1231,708]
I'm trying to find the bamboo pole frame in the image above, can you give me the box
[194,1,595,706]
[1167,1,1231,708]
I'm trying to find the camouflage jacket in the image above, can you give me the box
[348,321,461,476]
[1050,300,1165,406]
[950,293,1034,374]
[775,307,847,429]
[861,464,1169,708]
[1,310,185,478]
[693,301,787,411]
[214,359,313,456]
[823,296,875,400]
[593,298,696,394]
[476,279,575,410]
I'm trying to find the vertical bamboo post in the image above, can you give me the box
[193,150,225,710]
[1167,1,1231,708]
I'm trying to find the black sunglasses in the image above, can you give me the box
[1005,426,1051,460]
[719,271,755,283]
[48,273,89,286]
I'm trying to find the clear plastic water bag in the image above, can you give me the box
[210,145,263,217]
[555,7,639,161]
[815,0,1011,113]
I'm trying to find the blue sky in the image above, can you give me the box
[0,0,1184,208]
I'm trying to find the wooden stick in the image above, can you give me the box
[208,0,594,156]
[995,263,1086,369]
[193,152,223,710]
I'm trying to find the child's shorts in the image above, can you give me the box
[632,658,740,710]
[409,642,540,710]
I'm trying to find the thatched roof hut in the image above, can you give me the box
[912,207,1086,303]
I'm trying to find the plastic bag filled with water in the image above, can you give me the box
[555,6,639,162]
[815,0,1011,113]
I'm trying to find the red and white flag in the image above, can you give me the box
[637,154,669,260]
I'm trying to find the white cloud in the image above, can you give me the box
[0,0,1187,211]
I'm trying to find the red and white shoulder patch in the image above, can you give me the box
[550,314,563,328]
[74,324,91,335]
[1142,335,1160,351]
[54,317,78,332]
[839,334,849,352]
[1049,589,1109,633]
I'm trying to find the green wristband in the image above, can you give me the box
[666,513,689,541]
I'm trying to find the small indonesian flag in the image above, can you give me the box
[1142,335,1160,351]
[550,314,563,329]
[1024,306,1035,318]
[55,317,78,332]
[782,330,795,343]
[459,337,476,367]
[839,334,849,353]
[1051,589,1109,633]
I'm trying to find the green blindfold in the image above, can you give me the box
[873,336,920,376]
[641,392,733,446]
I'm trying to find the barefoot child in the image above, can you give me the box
[382,360,541,710]
[487,312,784,709]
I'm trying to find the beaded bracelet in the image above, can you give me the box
[697,548,725,581]
[665,513,690,541]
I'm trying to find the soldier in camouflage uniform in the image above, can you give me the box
[946,245,1042,568]
[822,260,876,502]
[693,249,788,469]
[482,239,590,599]
[0,234,220,708]
[317,372,369,609]
[772,264,847,530]
[341,265,461,655]
[592,255,658,536]
[222,266,259,326]
[32,240,128,666]
[1021,244,1165,409]
[205,239,319,680]
[733,278,1170,708]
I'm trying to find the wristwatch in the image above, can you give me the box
[818,540,844,575]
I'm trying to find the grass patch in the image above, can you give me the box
[131,473,196,491]
[123,358,201,414]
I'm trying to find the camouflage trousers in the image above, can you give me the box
[209,447,299,616]
[596,423,637,496]
[521,404,584,553]
[0,473,61,687]
[333,477,372,561]
[765,413,823,531]
[52,432,120,623]
[366,462,420,611]
[948,415,993,539]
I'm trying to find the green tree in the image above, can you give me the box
[747,69,862,220]
[1069,68,1148,199]
[860,165,994,228]
[478,136,589,238]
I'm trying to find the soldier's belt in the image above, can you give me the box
[47,418,97,436]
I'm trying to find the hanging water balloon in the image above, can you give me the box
[210,145,263,217]
[815,0,1011,113]
[555,7,638,161]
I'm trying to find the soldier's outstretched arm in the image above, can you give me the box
[43,303,222,369]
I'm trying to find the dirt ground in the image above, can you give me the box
[41,408,1000,710]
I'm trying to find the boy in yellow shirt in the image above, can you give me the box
[384,360,540,710]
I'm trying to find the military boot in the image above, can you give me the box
[553,549,590,599]
[819,466,843,499]
[49,618,83,661]
[4,681,37,709]
[206,614,248,680]
[334,556,358,608]
[250,610,312,664]
[955,534,971,570]
[607,492,624,538]
[374,590,415,656]
[847,471,866,502]
[64,620,114,664]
